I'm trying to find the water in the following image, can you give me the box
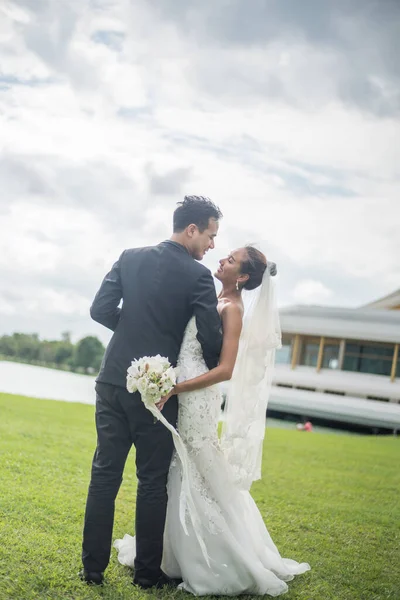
[0,361,96,404]
[0,361,352,434]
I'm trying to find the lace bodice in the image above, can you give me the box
[176,317,221,448]
[170,317,224,534]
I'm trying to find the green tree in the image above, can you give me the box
[54,341,74,366]
[38,340,58,364]
[73,336,105,371]
[0,334,18,357]
[12,333,40,361]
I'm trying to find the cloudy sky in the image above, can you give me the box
[1,0,400,345]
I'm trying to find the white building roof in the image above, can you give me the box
[279,305,400,344]
[362,288,400,310]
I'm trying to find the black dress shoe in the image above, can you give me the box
[79,569,104,585]
[133,572,182,589]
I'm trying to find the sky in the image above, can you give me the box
[1,0,400,345]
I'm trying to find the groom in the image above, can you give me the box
[80,196,223,588]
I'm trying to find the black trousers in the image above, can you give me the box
[82,382,178,580]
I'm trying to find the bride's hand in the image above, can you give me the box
[155,387,176,411]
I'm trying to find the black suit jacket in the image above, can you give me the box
[91,240,223,388]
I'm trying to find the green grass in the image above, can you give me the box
[0,393,399,600]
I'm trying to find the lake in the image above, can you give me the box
[0,361,349,433]
[0,361,96,404]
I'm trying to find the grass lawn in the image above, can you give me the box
[0,393,399,600]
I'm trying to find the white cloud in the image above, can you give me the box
[0,296,16,316]
[292,280,333,305]
[0,0,399,341]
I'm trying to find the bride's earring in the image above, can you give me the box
[236,281,239,291]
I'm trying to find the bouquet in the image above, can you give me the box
[126,355,177,411]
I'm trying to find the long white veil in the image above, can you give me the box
[220,263,281,491]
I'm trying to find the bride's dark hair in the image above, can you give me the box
[240,246,267,291]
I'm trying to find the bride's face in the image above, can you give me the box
[214,247,248,285]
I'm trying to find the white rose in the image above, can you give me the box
[127,361,140,379]
[154,354,171,369]
[160,381,172,395]
[141,383,160,407]
[137,377,148,395]
[137,357,150,374]
[164,366,177,385]
[144,357,164,375]
[159,371,171,391]
[147,383,160,398]
[126,375,138,394]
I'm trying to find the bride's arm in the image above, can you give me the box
[156,304,242,408]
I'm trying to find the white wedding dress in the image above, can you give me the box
[115,317,310,596]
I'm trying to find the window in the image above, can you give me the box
[300,338,320,367]
[343,342,394,377]
[275,334,293,365]
[322,342,340,369]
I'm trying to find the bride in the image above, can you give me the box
[115,245,310,596]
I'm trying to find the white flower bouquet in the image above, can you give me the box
[126,354,177,410]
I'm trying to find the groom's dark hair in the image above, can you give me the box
[173,195,223,233]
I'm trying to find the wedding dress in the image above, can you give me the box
[114,317,310,596]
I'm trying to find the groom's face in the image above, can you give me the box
[190,218,219,260]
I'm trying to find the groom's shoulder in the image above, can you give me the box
[120,245,157,260]
[120,245,213,278]
[192,260,212,277]
[187,261,215,287]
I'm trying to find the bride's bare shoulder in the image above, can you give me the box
[218,301,243,342]
[219,299,244,319]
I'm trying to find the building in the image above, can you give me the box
[268,289,400,432]
[363,288,400,310]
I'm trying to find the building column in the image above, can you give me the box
[291,334,300,370]
[391,344,399,383]
[316,336,325,372]
[338,340,346,370]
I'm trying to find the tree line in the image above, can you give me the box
[0,331,105,374]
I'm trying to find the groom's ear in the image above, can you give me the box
[186,224,197,238]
